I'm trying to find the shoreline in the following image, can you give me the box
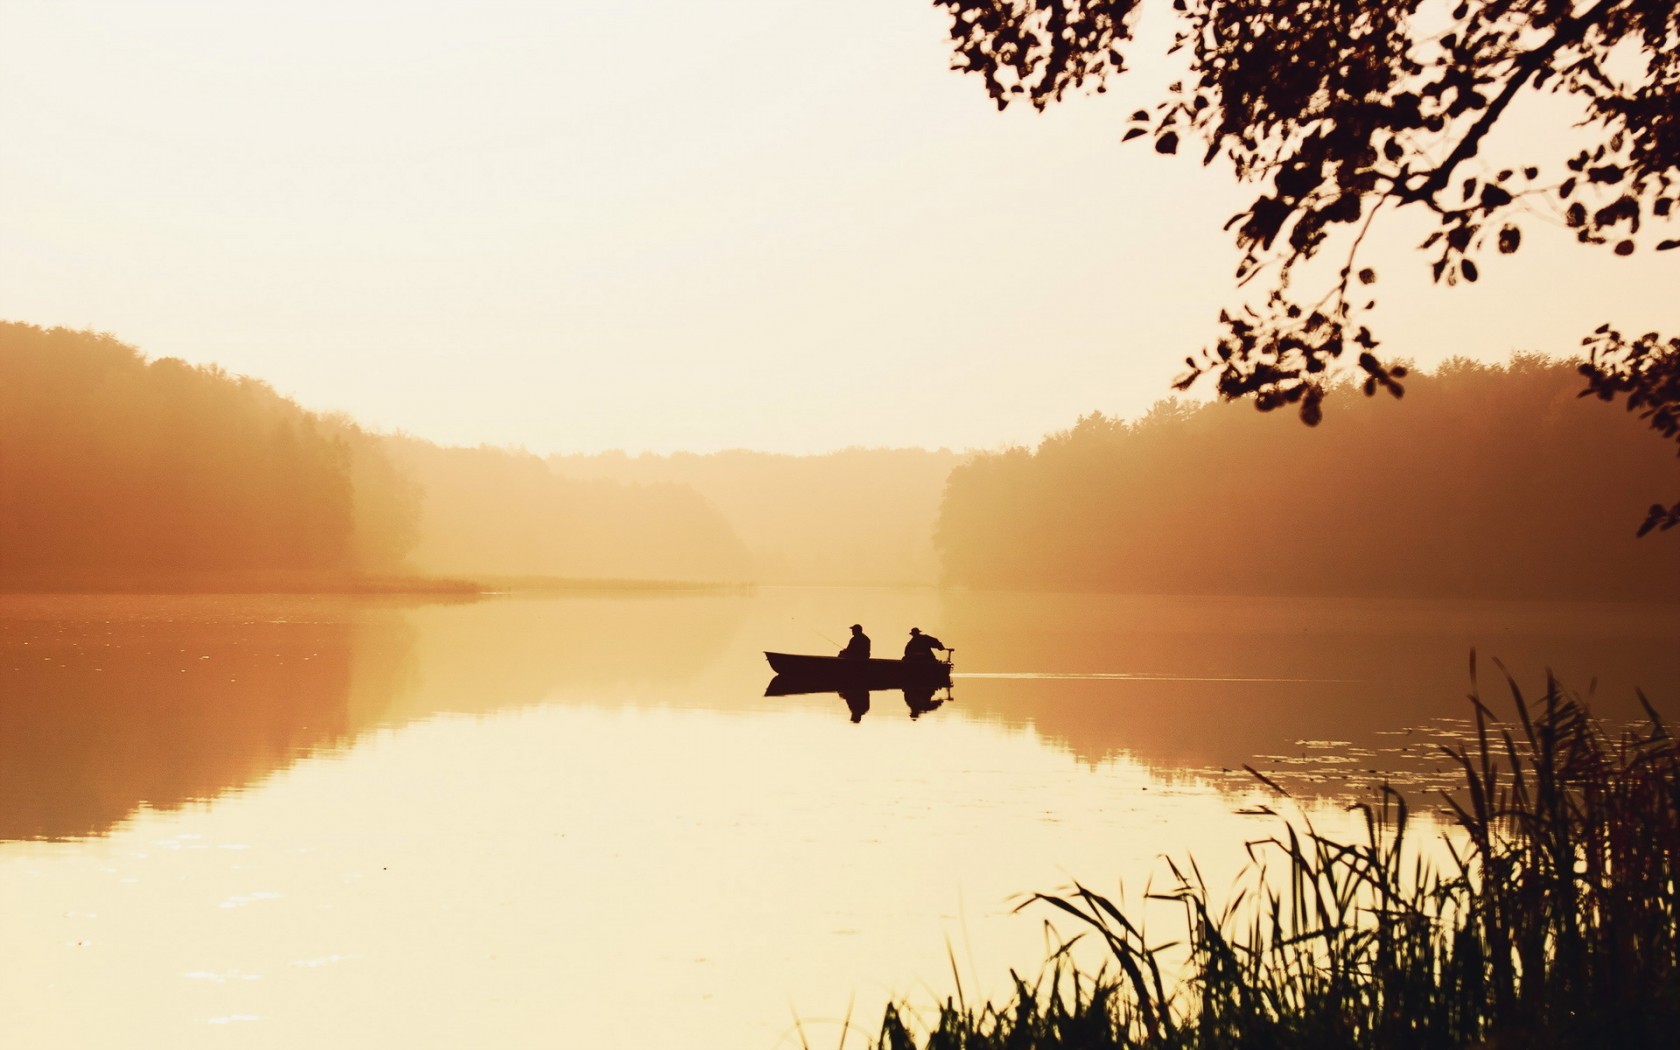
[0,572,753,597]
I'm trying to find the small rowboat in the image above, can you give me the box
[763,651,953,691]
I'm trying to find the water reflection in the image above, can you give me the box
[379,590,745,721]
[1,700,1322,1050]
[0,590,748,842]
[763,675,952,722]
[941,591,1680,777]
[1,586,1671,1049]
[903,682,946,719]
[0,595,413,841]
[4,587,1674,842]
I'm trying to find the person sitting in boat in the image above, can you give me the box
[903,627,948,662]
[838,624,870,659]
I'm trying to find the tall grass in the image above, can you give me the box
[862,658,1680,1049]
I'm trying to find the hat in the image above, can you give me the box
[909,627,921,635]
[850,624,862,631]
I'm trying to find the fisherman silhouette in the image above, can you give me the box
[838,624,870,659]
[902,627,947,662]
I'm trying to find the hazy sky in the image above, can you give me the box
[3,0,1676,454]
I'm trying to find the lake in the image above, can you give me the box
[3,587,1676,1048]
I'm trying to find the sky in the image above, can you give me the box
[3,0,1677,455]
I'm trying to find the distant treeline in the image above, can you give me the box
[0,323,417,587]
[936,356,1680,600]
[0,323,954,589]
[547,447,964,584]
[0,324,760,588]
[385,438,754,584]
[12,325,1673,598]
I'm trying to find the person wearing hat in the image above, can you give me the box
[838,623,871,659]
[903,627,948,662]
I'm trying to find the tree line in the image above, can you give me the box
[9,325,1674,598]
[0,324,827,588]
[385,438,754,585]
[547,447,964,585]
[0,322,416,587]
[935,355,1679,600]
[932,0,1680,531]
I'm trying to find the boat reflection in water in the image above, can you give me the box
[763,651,954,722]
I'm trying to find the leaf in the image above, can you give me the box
[1656,239,1680,251]
[1357,267,1377,285]
[1155,131,1179,155]
[1461,259,1479,282]
[1480,184,1513,209]
[1497,226,1521,254]
[1614,240,1635,255]
[1123,127,1147,141]
[1637,506,1667,538]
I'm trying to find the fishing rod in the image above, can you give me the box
[805,623,841,649]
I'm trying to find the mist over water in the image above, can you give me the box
[3,588,1672,1046]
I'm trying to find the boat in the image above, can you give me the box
[763,651,953,692]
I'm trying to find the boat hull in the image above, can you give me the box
[763,651,952,692]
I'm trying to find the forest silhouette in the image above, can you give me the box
[936,355,1679,600]
[0,323,417,589]
[1,324,951,589]
[5,324,1675,598]
[384,437,755,584]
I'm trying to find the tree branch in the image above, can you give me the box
[1404,0,1619,206]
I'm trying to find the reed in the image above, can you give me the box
[861,658,1680,1049]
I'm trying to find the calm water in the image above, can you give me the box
[3,588,1676,1048]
